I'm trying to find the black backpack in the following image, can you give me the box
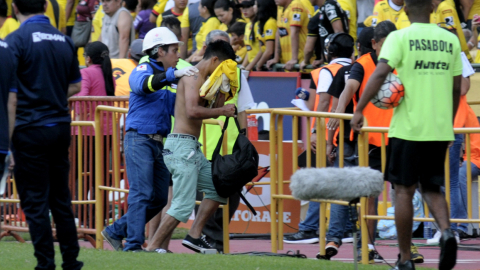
[211,114,259,215]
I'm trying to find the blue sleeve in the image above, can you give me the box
[129,63,155,95]
[168,92,176,116]
[129,64,178,95]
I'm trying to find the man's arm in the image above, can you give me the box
[183,78,235,119]
[180,27,190,59]
[351,62,392,132]
[461,76,470,95]
[149,13,158,24]
[284,26,300,71]
[300,36,317,71]
[316,92,332,113]
[117,11,132,58]
[7,92,17,140]
[331,20,345,33]
[453,75,462,122]
[327,79,360,131]
[266,31,281,70]
[67,82,82,97]
[65,0,75,23]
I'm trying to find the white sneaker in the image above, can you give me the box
[426,231,441,245]
[454,231,460,244]
[155,248,167,253]
[426,230,460,245]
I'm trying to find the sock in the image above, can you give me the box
[368,244,375,250]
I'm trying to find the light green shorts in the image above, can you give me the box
[163,133,227,223]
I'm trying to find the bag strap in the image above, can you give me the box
[212,106,238,160]
[238,192,257,216]
[51,0,60,30]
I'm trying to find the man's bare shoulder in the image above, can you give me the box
[179,74,201,91]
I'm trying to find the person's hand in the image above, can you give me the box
[326,144,335,165]
[266,58,278,70]
[327,118,340,131]
[299,60,307,71]
[312,59,323,68]
[8,152,14,172]
[310,133,317,154]
[472,14,480,30]
[350,111,364,133]
[174,66,199,78]
[222,104,236,117]
[284,59,297,71]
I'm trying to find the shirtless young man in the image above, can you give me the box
[146,40,237,253]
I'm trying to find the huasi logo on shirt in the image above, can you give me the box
[409,39,454,55]
[278,27,288,37]
[32,32,66,43]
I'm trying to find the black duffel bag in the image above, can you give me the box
[211,110,259,215]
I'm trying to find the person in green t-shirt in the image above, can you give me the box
[351,0,463,269]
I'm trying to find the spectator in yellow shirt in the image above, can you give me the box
[251,0,277,71]
[364,0,404,27]
[240,0,257,68]
[179,2,205,59]
[0,0,19,39]
[45,0,67,33]
[432,0,472,63]
[266,0,309,71]
[91,4,103,41]
[149,0,168,23]
[186,0,220,63]
[65,0,80,35]
[215,0,245,32]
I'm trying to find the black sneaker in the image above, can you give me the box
[283,230,319,244]
[101,229,124,251]
[439,229,457,270]
[391,260,416,270]
[356,249,375,264]
[182,235,217,253]
[458,230,472,239]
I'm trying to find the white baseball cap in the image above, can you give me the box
[142,27,184,53]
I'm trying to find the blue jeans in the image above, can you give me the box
[325,142,356,244]
[449,134,468,232]
[453,159,479,232]
[299,142,355,236]
[105,131,170,251]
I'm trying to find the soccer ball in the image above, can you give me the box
[370,73,404,110]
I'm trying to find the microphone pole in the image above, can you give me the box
[349,198,360,270]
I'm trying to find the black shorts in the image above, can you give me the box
[385,137,449,187]
[368,145,383,172]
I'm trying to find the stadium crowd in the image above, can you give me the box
[1,0,480,270]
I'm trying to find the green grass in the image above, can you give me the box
[0,242,435,270]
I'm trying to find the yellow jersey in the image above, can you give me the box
[66,0,80,27]
[195,16,221,51]
[111,59,136,96]
[432,1,472,63]
[337,0,357,54]
[6,0,12,17]
[91,5,104,42]
[0,18,19,39]
[475,35,480,63]
[45,0,67,30]
[468,0,480,20]
[256,17,277,52]
[152,0,169,17]
[277,0,309,63]
[395,11,411,29]
[235,45,247,63]
[181,5,190,28]
[365,0,404,27]
[244,22,257,63]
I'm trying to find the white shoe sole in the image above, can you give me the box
[182,239,202,253]
[342,237,354,243]
[283,238,319,244]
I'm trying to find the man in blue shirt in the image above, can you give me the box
[102,27,198,252]
[5,0,83,269]
[0,39,17,195]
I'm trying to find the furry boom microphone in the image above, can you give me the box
[290,167,384,202]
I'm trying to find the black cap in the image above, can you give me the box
[237,0,255,7]
[357,27,374,49]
